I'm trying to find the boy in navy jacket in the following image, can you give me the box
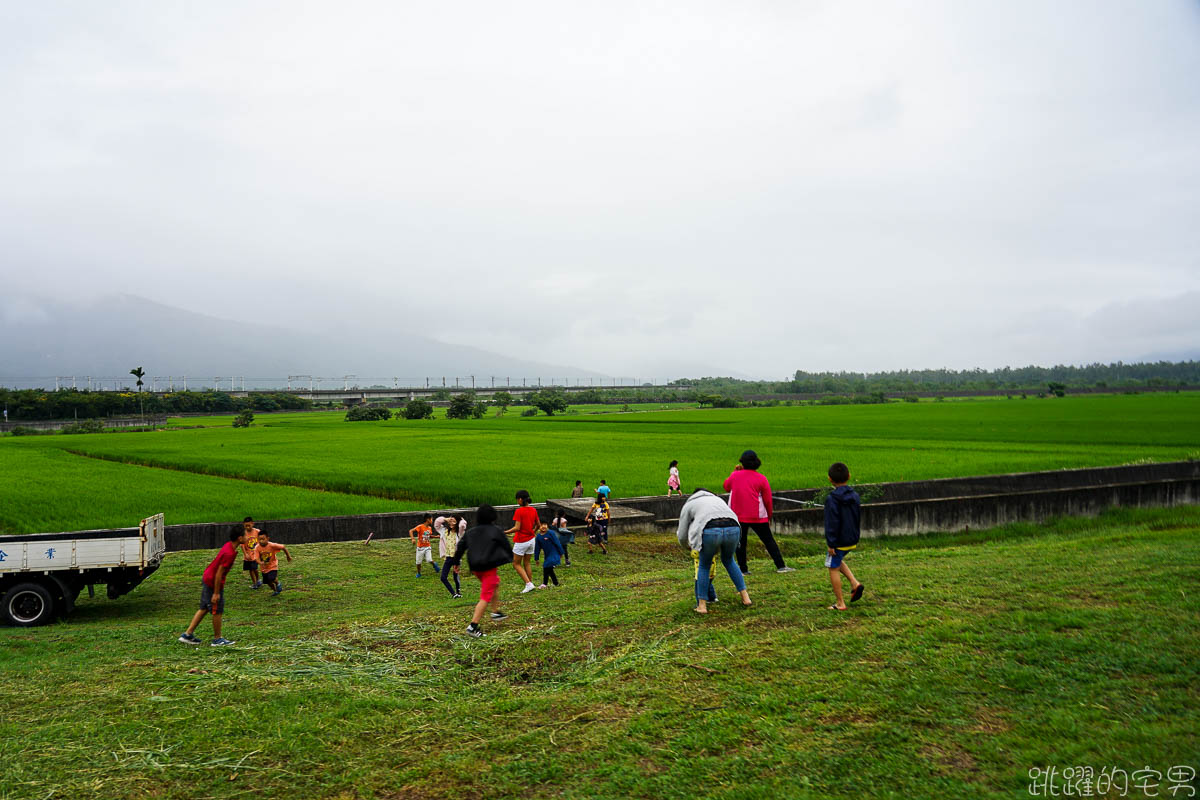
[824,462,864,610]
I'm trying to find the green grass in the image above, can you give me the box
[1,507,1196,799]
[0,446,426,535]
[3,393,1199,534]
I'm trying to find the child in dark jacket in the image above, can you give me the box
[534,522,564,588]
[449,505,514,637]
[824,462,864,610]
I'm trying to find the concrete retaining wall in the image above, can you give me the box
[160,504,551,553]
[69,460,1197,552]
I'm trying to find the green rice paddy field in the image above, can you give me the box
[2,393,1200,534]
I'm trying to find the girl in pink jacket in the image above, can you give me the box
[723,450,794,575]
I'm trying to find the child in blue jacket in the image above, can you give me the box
[824,461,864,610]
[534,522,565,588]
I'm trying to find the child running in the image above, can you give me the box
[667,460,682,497]
[241,516,262,589]
[505,490,539,594]
[436,514,462,598]
[824,462,864,610]
[534,521,565,588]
[550,512,573,567]
[449,505,513,638]
[177,526,244,646]
[256,530,292,596]
[409,514,438,578]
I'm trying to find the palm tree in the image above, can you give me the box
[130,366,145,421]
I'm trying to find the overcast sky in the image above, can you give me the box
[2,1,1198,379]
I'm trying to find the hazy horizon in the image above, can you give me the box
[2,2,1198,378]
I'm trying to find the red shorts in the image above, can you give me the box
[473,568,499,602]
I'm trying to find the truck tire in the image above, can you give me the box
[3,582,55,627]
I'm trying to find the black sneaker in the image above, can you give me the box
[452,593,462,599]
[490,612,508,621]
[466,624,485,638]
[177,632,201,645]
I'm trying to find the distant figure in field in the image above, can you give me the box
[677,489,751,614]
[571,480,584,498]
[724,450,793,575]
[550,512,573,567]
[506,490,539,594]
[585,494,610,554]
[241,516,262,589]
[435,514,462,598]
[177,526,244,646]
[256,530,292,596]
[534,521,565,589]
[824,462,864,610]
[450,505,513,638]
[667,460,682,497]
[596,480,611,499]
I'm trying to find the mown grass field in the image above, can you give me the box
[1,507,1197,799]
[3,393,1199,534]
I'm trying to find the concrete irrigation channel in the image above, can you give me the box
[34,461,1199,552]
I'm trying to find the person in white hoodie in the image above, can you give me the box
[677,489,752,614]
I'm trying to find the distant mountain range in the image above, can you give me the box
[0,294,603,390]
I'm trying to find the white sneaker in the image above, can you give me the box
[521,582,536,594]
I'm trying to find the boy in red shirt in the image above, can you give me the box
[505,490,539,594]
[178,526,245,646]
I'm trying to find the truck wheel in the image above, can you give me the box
[3,582,55,627]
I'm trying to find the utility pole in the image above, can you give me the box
[343,375,356,391]
[470,375,474,389]
[214,377,221,391]
[491,376,495,387]
[182,376,187,391]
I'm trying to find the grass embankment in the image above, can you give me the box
[2,394,1198,534]
[1,507,1197,799]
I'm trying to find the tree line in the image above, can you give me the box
[0,389,313,421]
[671,360,1200,397]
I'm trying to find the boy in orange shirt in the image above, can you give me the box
[409,514,438,578]
[255,531,292,596]
[241,516,262,589]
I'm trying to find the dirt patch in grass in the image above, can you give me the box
[920,742,979,775]
[971,707,1013,734]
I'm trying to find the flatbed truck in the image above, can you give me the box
[0,513,166,626]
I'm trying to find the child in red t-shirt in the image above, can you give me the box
[505,490,539,594]
[178,526,245,646]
